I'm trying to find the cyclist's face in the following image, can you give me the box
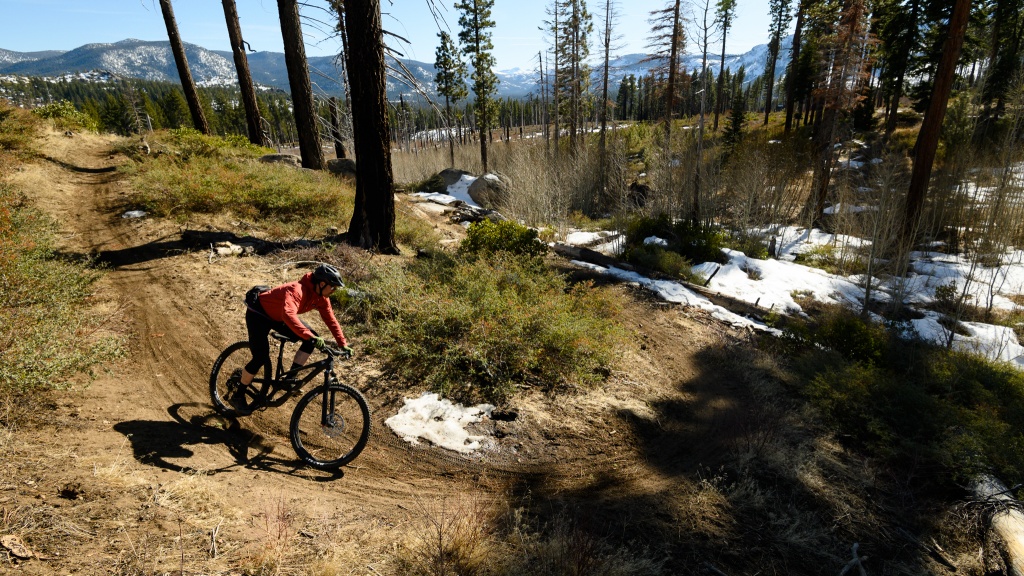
[318,282,336,297]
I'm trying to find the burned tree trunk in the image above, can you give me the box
[159,0,210,134]
[342,0,398,254]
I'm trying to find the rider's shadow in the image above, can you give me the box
[112,403,344,481]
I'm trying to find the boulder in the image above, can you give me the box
[259,153,302,167]
[439,168,472,187]
[327,158,357,177]
[467,173,507,209]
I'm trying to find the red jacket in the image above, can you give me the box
[257,272,348,347]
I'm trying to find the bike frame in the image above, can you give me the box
[251,333,339,408]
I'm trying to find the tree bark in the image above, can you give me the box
[343,0,398,254]
[278,0,324,170]
[159,0,210,134]
[221,0,269,147]
[902,0,971,244]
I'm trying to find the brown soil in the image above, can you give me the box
[0,130,966,575]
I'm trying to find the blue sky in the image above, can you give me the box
[0,0,779,70]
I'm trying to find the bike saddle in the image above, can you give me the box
[270,331,300,343]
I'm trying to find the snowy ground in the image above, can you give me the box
[394,175,1024,455]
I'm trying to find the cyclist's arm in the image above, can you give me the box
[317,300,348,347]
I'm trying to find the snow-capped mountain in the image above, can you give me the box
[0,36,792,99]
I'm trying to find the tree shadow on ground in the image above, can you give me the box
[62,230,348,269]
[111,403,343,482]
[499,338,939,575]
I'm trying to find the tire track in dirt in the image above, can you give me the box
[36,137,515,517]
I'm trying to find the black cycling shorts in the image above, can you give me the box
[243,298,318,375]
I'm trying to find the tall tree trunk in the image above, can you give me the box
[599,0,612,202]
[763,39,780,125]
[159,0,209,134]
[329,97,347,158]
[902,0,971,244]
[278,0,324,170]
[784,0,805,134]
[713,20,730,132]
[664,0,682,145]
[342,0,398,254]
[221,0,268,146]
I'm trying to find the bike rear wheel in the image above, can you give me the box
[209,341,271,417]
[290,382,370,470]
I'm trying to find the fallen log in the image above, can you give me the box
[972,474,1024,576]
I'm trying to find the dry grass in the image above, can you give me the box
[396,493,503,576]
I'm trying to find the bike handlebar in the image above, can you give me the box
[322,346,352,359]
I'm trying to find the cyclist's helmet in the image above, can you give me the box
[311,263,344,288]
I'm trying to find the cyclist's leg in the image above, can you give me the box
[242,309,274,385]
[278,320,317,373]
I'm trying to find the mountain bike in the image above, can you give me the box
[209,331,370,470]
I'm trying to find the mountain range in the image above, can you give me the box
[0,37,792,100]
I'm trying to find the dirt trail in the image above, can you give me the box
[5,131,740,574]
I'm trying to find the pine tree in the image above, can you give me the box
[713,0,737,131]
[763,0,792,125]
[647,0,685,147]
[435,31,468,168]
[456,0,500,172]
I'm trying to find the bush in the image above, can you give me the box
[164,127,270,160]
[0,102,40,153]
[411,173,447,193]
[0,184,125,396]
[31,100,98,132]
[127,144,352,237]
[357,253,625,404]
[460,219,547,261]
[724,234,769,260]
[623,244,702,282]
[624,214,728,265]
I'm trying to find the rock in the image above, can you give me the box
[259,153,302,167]
[467,172,507,208]
[1,534,33,559]
[327,158,356,177]
[449,204,506,224]
[438,168,472,187]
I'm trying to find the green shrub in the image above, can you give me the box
[460,219,547,261]
[624,214,728,265]
[0,184,125,395]
[814,309,890,364]
[0,102,40,153]
[31,100,98,132]
[723,234,769,260]
[411,173,447,193]
[164,127,270,159]
[623,244,703,283]
[128,152,351,235]
[357,253,626,404]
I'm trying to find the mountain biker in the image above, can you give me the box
[230,263,353,411]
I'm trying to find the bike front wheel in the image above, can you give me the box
[209,341,271,417]
[290,383,370,470]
